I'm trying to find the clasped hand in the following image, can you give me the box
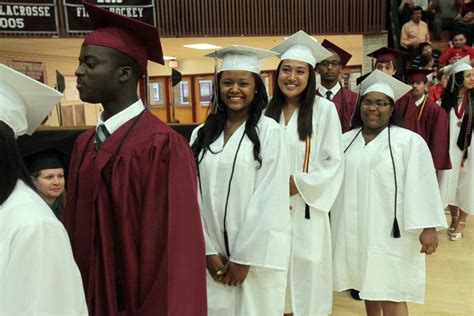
[206,254,251,287]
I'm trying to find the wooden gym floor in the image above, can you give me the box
[332,215,473,316]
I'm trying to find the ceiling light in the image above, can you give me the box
[183,43,221,50]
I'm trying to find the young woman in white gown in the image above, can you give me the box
[265,31,344,316]
[190,46,291,316]
[331,70,448,316]
[0,64,87,315]
[439,57,474,241]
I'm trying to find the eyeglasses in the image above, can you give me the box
[360,99,391,108]
[318,60,341,67]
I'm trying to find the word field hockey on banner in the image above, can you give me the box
[64,0,156,33]
[0,0,58,34]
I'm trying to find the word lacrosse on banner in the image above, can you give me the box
[0,0,58,34]
[63,0,156,33]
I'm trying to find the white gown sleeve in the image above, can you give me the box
[403,134,448,231]
[294,102,344,213]
[190,125,219,256]
[231,126,291,270]
[0,220,88,315]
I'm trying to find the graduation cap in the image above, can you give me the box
[23,147,69,174]
[442,56,472,91]
[205,45,277,74]
[358,69,412,102]
[321,39,352,66]
[82,1,164,74]
[356,72,371,86]
[367,47,408,65]
[0,64,62,137]
[404,68,433,84]
[270,30,332,68]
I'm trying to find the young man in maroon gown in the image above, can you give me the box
[316,39,358,133]
[61,2,207,315]
[367,47,420,133]
[405,68,452,170]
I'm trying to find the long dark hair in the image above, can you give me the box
[265,61,316,141]
[191,71,267,168]
[441,71,474,113]
[351,94,404,128]
[0,121,35,204]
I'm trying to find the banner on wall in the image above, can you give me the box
[63,0,156,33]
[0,0,58,34]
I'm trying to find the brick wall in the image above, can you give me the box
[362,32,388,74]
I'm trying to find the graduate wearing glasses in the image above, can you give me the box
[332,70,447,316]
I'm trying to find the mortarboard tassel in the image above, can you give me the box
[388,126,401,238]
[391,217,401,238]
[210,53,219,114]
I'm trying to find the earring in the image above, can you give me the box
[255,90,258,94]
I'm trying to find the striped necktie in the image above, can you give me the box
[326,90,332,100]
[95,124,110,150]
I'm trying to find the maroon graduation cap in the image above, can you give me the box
[367,47,408,64]
[82,1,164,74]
[321,39,352,66]
[404,68,433,84]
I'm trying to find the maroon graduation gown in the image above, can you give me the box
[416,96,452,170]
[317,87,357,133]
[62,111,207,315]
[395,92,419,133]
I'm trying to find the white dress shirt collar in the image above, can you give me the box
[97,99,145,134]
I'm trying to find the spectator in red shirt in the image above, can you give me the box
[438,31,474,65]
[428,70,450,103]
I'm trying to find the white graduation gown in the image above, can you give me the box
[280,97,344,316]
[0,180,87,315]
[438,108,473,214]
[190,116,291,316]
[332,126,448,304]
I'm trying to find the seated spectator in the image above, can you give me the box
[438,31,474,65]
[453,7,474,45]
[399,0,431,26]
[401,6,431,57]
[430,0,462,40]
[411,42,441,69]
[428,70,449,103]
[420,54,434,68]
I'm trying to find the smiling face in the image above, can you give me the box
[453,34,467,49]
[32,168,65,202]
[219,70,256,116]
[75,45,122,104]
[277,59,310,102]
[463,69,474,90]
[360,91,394,131]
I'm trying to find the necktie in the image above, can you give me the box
[95,124,110,150]
[326,90,332,100]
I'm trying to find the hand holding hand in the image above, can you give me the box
[206,255,227,282]
[220,262,251,287]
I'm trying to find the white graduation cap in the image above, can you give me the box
[443,55,472,76]
[0,64,62,137]
[426,71,435,83]
[270,30,332,67]
[358,69,412,102]
[204,45,277,74]
[441,56,472,92]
